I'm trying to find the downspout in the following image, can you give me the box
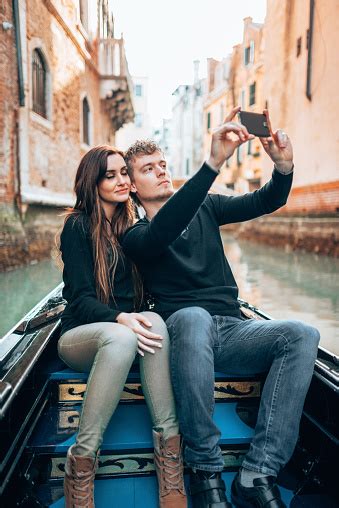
[13,0,25,106]
[306,0,315,101]
[12,0,25,216]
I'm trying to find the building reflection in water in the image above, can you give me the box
[222,233,339,356]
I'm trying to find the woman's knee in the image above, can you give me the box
[98,323,138,354]
[141,311,169,340]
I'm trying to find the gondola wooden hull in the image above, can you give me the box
[0,285,338,507]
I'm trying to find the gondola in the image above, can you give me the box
[0,284,338,507]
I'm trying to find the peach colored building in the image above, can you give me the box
[262,0,339,215]
[225,17,265,193]
[202,56,230,187]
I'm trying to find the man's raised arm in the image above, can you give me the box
[122,107,254,261]
[210,108,295,226]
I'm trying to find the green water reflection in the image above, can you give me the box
[222,233,339,355]
[0,259,61,336]
[1,238,338,356]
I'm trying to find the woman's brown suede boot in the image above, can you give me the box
[64,445,98,508]
[153,430,187,508]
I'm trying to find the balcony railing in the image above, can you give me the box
[99,38,134,131]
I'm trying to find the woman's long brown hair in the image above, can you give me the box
[64,145,143,309]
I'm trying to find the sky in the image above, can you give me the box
[112,0,267,128]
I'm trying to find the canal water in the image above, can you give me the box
[1,235,338,355]
[221,233,338,355]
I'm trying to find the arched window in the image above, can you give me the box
[32,49,47,118]
[82,97,90,145]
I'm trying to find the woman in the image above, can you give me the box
[58,146,186,508]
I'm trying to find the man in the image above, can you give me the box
[122,107,320,508]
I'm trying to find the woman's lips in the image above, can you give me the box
[115,188,129,194]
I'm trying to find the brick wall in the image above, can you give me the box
[0,1,19,204]
[277,181,339,216]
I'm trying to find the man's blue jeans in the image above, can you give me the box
[166,307,320,476]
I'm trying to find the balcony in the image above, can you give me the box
[99,38,134,131]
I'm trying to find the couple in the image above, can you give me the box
[58,107,320,508]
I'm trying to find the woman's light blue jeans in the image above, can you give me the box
[166,307,320,477]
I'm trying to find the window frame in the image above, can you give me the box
[249,82,256,106]
[135,84,143,97]
[32,48,48,119]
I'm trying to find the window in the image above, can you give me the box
[207,112,211,131]
[135,84,142,97]
[249,82,256,106]
[296,37,302,57]
[32,49,47,118]
[250,40,255,63]
[244,46,251,66]
[135,113,143,128]
[244,41,254,65]
[82,97,90,145]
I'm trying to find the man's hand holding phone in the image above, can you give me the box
[207,106,255,172]
[238,109,294,174]
[259,109,294,174]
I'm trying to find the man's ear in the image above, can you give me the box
[130,182,137,193]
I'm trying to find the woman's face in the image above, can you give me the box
[97,153,131,205]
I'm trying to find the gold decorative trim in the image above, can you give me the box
[214,381,261,399]
[50,448,247,478]
[58,410,80,431]
[59,381,261,403]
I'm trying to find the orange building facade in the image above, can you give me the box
[262,0,339,216]
[0,0,134,270]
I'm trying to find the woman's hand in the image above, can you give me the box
[259,109,294,173]
[116,312,163,356]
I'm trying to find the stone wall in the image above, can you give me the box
[0,202,64,271]
[224,216,339,257]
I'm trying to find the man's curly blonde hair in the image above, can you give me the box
[124,139,164,178]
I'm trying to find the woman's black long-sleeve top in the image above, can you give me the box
[60,214,135,335]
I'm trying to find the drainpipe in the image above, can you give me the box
[12,0,25,216]
[12,0,25,106]
[306,0,315,101]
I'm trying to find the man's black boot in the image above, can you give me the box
[231,472,287,507]
[189,470,231,508]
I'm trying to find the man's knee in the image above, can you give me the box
[280,320,320,358]
[167,306,212,330]
[166,307,214,352]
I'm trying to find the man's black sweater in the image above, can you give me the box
[122,163,293,320]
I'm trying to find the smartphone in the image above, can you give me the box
[238,111,270,137]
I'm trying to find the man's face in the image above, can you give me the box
[130,151,174,204]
